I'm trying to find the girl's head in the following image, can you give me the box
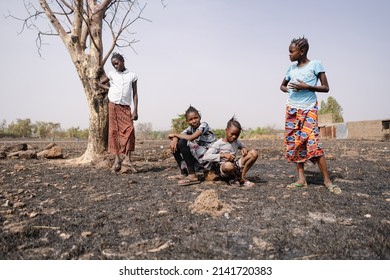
[225,116,242,143]
[111,52,126,72]
[185,105,201,128]
[289,36,309,62]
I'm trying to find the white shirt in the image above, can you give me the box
[107,69,137,106]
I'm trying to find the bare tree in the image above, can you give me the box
[10,0,150,163]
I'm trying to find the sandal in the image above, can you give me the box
[286,181,308,189]
[112,162,121,172]
[326,184,342,195]
[178,178,201,186]
[228,179,241,186]
[241,179,255,187]
[122,161,137,172]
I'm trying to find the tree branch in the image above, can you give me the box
[102,1,150,65]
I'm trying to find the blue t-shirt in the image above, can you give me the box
[285,60,325,110]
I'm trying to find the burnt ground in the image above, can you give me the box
[0,139,389,260]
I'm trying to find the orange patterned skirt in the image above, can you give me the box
[284,102,324,163]
[108,102,135,155]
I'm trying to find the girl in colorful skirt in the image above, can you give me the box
[168,106,216,186]
[279,36,341,194]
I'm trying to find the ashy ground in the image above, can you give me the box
[0,139,389,260]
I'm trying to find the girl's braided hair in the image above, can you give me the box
[226,115,242,132]
[291,36,309,54]
[111,52,125,62]
[185,105,201,119]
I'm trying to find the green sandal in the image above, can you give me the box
[326,184,342,195]
[286,181,308,189]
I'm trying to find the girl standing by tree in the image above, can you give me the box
[280,37,341,194]
[99,53,138,172]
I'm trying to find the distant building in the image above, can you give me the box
[318,114,390,141]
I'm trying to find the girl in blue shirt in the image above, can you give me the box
[280,37,341,195]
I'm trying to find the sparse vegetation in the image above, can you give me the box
[0,118,88,140]
[170,115,283,140]
[319,96,344,123]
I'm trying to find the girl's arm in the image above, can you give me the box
[168,129,202,142]
[289,72,330,93]
[202,145,221,162]
[315,72,330,92]
[99,75,110,90]
[280,78,290,93]
[132,80,138,120]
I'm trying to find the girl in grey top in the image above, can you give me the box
[168,106,216,186]
[203,117,258,187]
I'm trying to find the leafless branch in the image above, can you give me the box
[9,0,150,62]
[102,1,150,65]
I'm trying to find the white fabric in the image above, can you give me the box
[107,69,137,106]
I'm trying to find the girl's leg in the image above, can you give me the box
[287,162,306,188]
[285,155,307,185]
[172,148,188,176]
[112,154,121,171]
[317,156,341,194]
[240,149,258,182]
[296,162,306,184]
[317,156,332,186]
[177,139,197,180]
[122,151,137,172]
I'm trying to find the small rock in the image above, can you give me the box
[13,202,26,208]
[28,212,38,218]
[2,200,10,207]
[59,233,72,240]
[81,231,92,238]
[14,164,25,172]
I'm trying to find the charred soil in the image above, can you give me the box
[0,139,389,260]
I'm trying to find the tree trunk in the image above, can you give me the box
[76,63,109,163]
[38,0,122,163]
[79,92,108,163]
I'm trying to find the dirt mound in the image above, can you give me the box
[189,189,232,217]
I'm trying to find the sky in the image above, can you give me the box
[1,0,389,131]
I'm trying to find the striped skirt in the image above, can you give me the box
[284,102,324,163]
[108,102,135,155]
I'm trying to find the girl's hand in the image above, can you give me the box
[221,152,235,161]
[289,79,308,91]
[168,133,176,139]
[241,147,248,157]
[170,138,178,153]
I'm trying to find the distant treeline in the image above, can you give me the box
[0,119,88,140]
[1,118,283,140]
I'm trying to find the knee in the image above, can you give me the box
[221,162,235,174]
[248,149,259,160]
[177,139,188,149]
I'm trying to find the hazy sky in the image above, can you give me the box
[1,0,389,131]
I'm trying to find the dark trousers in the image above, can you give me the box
[173,139,196,175]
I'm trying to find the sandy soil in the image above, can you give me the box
[0,139,389,260]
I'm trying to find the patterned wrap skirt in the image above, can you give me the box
[284,102,324,163]
[108,102,135,155]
